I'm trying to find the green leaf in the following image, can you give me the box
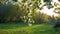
[13,0,17,2]
[44,0,50,2]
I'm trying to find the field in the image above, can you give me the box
[0,23,60,34]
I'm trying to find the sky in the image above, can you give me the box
[40,6,58,16]
[38,0,60,17]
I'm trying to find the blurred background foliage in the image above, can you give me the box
[0,0,60,24]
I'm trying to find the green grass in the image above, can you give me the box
[0,23,28,29]
[0,23,60,34]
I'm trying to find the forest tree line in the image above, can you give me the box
[0,0,59,24]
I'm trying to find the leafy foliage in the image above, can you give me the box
[0,0,60,24]
[13,0,18,2]
[44,0,51,2]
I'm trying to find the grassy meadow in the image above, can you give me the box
[0,23,60,34]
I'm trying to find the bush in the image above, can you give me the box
[54,22,60,28]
